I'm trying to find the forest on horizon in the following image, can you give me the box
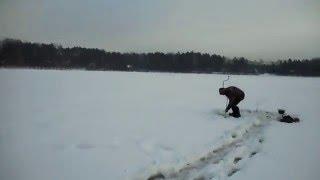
[1,39,319,76]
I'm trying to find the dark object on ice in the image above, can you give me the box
[259,138,264,143]
[250,152,257,157]
[277,108,300,123]
[219,86,245,118]
[278,109,285,115]
[147,173,165,180]
[233,157,242,164]
[228,168,239,177]
[279,115,300,123]
[231,133,237,138]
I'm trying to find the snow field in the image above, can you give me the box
[0,69,319,180]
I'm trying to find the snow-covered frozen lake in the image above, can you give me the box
[0,69,319,180]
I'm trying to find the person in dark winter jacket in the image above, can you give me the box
[219,86,245,118]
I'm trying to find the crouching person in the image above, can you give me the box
[219,86,245,118]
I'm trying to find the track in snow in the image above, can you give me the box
[145,111,278,180]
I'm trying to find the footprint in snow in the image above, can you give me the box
[76,143,96,149]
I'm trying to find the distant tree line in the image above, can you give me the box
[0,39,319,76]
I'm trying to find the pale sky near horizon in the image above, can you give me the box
[0,0,319,60]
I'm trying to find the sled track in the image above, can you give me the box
[146,111,277,180]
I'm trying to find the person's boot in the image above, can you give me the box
[231,106,241,118]
[229,112,241,118]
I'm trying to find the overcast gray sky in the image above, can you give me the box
[0,0,319,60]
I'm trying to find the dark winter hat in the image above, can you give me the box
[219,88,225,94]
